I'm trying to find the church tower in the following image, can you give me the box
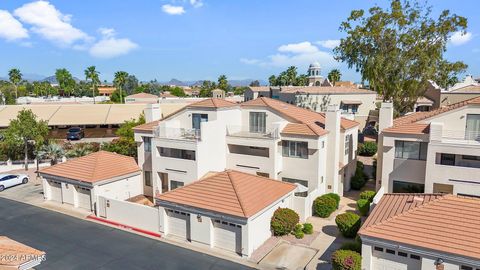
[308,62,323,86]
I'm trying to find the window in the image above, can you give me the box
[159,147,196,160]
[440,153,455,166]
[192,113,208,130]
[170,180,184,190]
[394,141,427,160]
[398,251,408,257]
[462,155,480,161]
[144,171,152,187]
[386,249,395,255]
[143,137,152,152]
[249,112,266,133]
[461,266,473,270]
[282,140,308,159]
[345,135,351,155]
[282,177,308,197]
[374,246,383,252]
[410,254,421,260]
[393,180,425,193]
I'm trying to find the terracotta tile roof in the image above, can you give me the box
[359,194,480,260]
[187,98,237,108]
[384,96,480,135]
[39,151,140,184]
[415,96,434,105]
[0,236,45,267]
[334,81,358,88]
[449,85,480,93]
[156,170,296,218]
[281,123,322,136]
[241,97,359,136]
[133,120,160,132]
[126,93,159,99]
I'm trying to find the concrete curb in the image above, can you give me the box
[87,215,162,238]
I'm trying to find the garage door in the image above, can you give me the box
[213,219,242,254]
[167,209,190,240]
[76,186,92,210]
[48,180,62,202]
[372,248,421,270]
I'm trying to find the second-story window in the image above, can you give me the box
[143,137,152,152]
[249,112,266,133]
[159,147,196,160]
[394,141,427,160]
[345,135,351,155]
[192,113,208,130]
[282,140,308,159]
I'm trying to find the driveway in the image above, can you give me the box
[0,198,254,270]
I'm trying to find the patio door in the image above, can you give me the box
[249,112,266,133]
[466,114,480,140]
[192,114,208,130]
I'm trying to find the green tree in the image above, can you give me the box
[55,68,75,96]
[3,109,49,170]
[84,66,100,103]
[170,87,186,97]
[199,80,216,97]
[334,0,468,114]
[102,114,145,158]
[286,66,298,86]
[268,75,277,86]
[114,71,129,103]
[37,143,64,165]
[217,75,229,90]
[328,69,342,85]
[249,80,260,87]
[8,68,22,100]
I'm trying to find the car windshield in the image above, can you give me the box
[69,128,80,132]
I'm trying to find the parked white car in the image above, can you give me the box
[0,174,29,191]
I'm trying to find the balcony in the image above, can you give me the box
[154,126,201,141]
[226,125,279,139]
[440,130,480,145]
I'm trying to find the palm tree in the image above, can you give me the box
[8,68,22,100]
[328,69,342,86]
[37,143,65,165]
[84,66,100,104]
[114,71,129,103]
[55,68,74,96]
[66,144,93,158]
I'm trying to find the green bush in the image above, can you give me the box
[359,191,376,202]
[324,193,341,209]
[271,208,299,236]
[358,141,377,156]
[294,224,303,233]
[331,250,361,270]
[302,223,314,234]
[350,174,365,190]
[339,241,362,254]
[356,160,364,170]
[335,212,362,238]
[356,199,370,216]
[294,230,305,239]
[313,196,337,218]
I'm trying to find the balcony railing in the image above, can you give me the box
[226,125,279,139]
[154,127,201,141]
[441,130,480,144]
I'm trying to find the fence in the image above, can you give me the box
[0,159,52,173]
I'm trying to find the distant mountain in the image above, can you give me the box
[161,78,267,87]
[0,73,46,82]
[41,75,81,84]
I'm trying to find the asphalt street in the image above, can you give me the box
[0,197,254,270]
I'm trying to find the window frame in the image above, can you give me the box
[282,140,308,159]
[249,112,267,133]
[143,137,152,153]
[159,147,196,160]
[394,141,428,160]
[170,180,184,190]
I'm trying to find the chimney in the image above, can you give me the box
[144,103,161,123]
[378,102,393,132]
[325,104,341,195]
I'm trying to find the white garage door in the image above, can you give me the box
[213,219,242,254]
[167,209,190,240]
[48,180,62,202]
[372,248,421,270]
[76,186,92,210]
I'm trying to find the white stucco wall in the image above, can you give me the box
[95,174,143,201]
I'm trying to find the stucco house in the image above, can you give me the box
[360,193,480,270]
[156,170,296,257]
[39,151,143,211]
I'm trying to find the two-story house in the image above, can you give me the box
[376,96,480,196]
[134,97,359,220]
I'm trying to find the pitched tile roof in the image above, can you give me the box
[359,194,480,260]
[187,98,237,108]
[156,170,296,218]
[0,236,45,267]
[126,93,159,99]
[384,96,480,135]
[39,151,140,184]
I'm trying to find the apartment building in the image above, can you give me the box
[376,96,480,196]
[134,97,359,219]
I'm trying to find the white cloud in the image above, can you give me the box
[316,39,340,49]
[190,0,204,8]
[450,31,473,46]
[14,0,91,46]
[162,4,186,15]
[241,41,338,69]
[0,10,29,41]
[89,28,138,58]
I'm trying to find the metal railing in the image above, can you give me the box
[226,125,279,139]
[154,127,201,141]
[441,130,480,144]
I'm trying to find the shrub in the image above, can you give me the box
[359,191,376,202]
[324,193,341,209]
[302,223,313,234]
[331,250,361,270]
[339,241,362,254]
[356,199,370,216]
[313,196,337,218]
[356,160,364,170]
[350,174,365,190]
[335,212,361,238]
[294,224,303,233]
[271,208,299,236]
[358,141,377,156]
[294,230,304,239]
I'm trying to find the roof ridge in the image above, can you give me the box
[227,171,248,217]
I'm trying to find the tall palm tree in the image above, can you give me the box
[55,68,74,96]
[114,71,129,103]
[8,68,22,100]
[328,69,342,86]
[37,143,65,165]
[84,66,100,104]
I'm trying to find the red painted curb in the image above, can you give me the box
[87,215,162,238]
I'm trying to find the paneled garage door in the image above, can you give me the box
[372,247,421,270]
[48,180,62,202]
[213,219,242,254]
[76,186,92,210]
[167,209,190,240]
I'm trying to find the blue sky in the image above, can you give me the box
[0,0,479,82]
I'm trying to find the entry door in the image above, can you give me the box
[167,210,190,240]
[49,180,62,202]
[213,220,242,254]
[76,186,92,210]
[466,114,480,140]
